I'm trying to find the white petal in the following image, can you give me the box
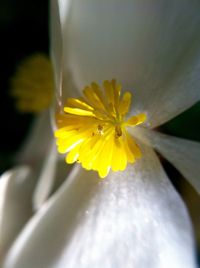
[58,0,72,29]
[65,0,200,126]
[51,0,78,111]
[32,142,58,211]
[16,110,72,210]
[135,128,200,193]
[16,110,58,209]
[16,110,53,168]
[146,49,200,128]
[32,145,73,211]
[0,167,34,263]
[4,146,196,268]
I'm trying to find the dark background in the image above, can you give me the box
[0,0,200,265]
[0,0,49,171]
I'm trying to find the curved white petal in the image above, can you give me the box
[16,110,53,167]
[32,146,73,211]
[0,167,34,263]
[16,110,58,209]
[146,48,200,128]
[64,0,200,127]
[4,146,196,268]
[58,0,72,29]
[134,128,200,193]
[51,0,78,111]
[32,142,58,211]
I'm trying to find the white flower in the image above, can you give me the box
[1,0,200,267]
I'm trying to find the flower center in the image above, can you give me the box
[55,79,146,178]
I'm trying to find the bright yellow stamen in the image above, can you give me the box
[11,54,54,113]
[55,80,146,178]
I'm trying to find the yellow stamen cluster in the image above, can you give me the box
[55,80,146,178]
[11,54,54,113]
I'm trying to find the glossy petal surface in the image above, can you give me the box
[136,129,200,193]
[4,145,196,268]
[64,0,200,127]
[0,167,33,263]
